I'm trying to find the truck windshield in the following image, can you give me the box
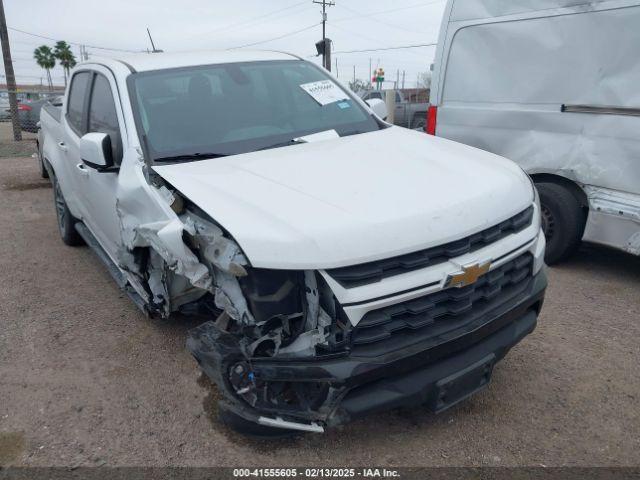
[127,60,381,162]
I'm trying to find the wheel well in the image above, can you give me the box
[530,173,589,210]
[42,156,55,178]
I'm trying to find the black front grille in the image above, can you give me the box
[350,253,534,356]
[327,206,534,288]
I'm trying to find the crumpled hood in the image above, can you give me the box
[153,127,533,269]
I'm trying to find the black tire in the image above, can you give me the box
[536,182,584,264]
[411,114,426,130]
[38,143,49,179]
[218,406,301,439]
[52,175,84,246]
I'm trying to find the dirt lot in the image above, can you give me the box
[0,154,639,468]
[0,124,37,158]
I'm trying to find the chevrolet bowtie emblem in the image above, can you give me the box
[445,260,492,288]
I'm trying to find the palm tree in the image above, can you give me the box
[33,45,56,91]
[53,41,77,86]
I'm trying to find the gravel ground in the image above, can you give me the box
[0,155,639,468]
[0,124,37,158]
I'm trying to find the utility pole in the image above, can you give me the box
[313,0,334,70]
[79,45,89,61]
[402,70,405,90]
[368,58,372,88]
[0,0,21,141]
[353,65,356,85]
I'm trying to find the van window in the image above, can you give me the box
[67,72,91,134]
[88,74,123,164]
[443,7,640,106]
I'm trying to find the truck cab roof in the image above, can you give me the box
[81,50,300,73]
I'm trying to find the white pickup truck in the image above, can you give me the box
[38,50,546,435]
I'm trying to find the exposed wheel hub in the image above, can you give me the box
[541,204,555,241]
[54,180,66,233]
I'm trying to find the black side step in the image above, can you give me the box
[74,222,148,315]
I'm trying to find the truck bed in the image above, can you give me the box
[42,102,61,123]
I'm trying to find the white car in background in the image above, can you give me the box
[427,0,640,263]
[38,50,546,435]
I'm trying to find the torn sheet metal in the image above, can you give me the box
[183,212,254,324]
[134,218,212,290]
[582,185,640,254]
[114,154,249,319]
[212,270,254,324]
[183,213,248,277]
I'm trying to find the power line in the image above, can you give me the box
[335,3,435,35]
[189,0,310,39]
[332,42,437,54]
[7,26,139,53]
[228,22,319,50]
[333,0,445,23]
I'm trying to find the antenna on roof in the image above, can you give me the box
[146,28,162,53]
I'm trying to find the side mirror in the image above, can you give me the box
[80,132,114,170]
[365,98,388,121]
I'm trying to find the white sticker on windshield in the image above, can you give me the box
[300,80,349,106]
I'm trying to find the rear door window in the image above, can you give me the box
[67,71,91,134]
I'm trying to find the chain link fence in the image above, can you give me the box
[0,88,63,157]
[1,88,63,131]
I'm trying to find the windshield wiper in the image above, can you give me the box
[153,152,229,163]
[256,139,307,152]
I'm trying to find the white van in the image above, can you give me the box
[428,0,640,263]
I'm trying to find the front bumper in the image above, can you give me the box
[187,268,547,431]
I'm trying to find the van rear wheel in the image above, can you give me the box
[536,182,583,264]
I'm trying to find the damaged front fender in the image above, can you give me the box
[114,159,346,432]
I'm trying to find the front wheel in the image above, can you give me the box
[52,175,84,246]
[411,114,426,131]
[536,182,584,264]
[37,142,49,179]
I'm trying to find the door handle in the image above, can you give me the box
[57,141,68,152]
[76,163,89,176]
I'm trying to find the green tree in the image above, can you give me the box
[417,71,432,89]
[33,45,56,91]
[53,41,77,86]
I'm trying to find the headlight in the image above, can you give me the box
[521,171,546,273]
[522,170,542,231]
[533,184,542,227]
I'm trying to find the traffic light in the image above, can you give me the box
[315,38,330,56]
